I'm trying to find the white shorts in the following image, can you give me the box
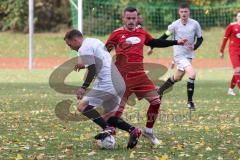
[82,80,125,113]
[174,57,192,71]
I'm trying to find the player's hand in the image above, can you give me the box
[177,39,188,45]
[219,52,224,59]
[147,47,153,55]
[74,64,85,72]
[76,87,86,100]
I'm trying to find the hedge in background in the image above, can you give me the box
[0,0,71,32]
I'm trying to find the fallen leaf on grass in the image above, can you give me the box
[15,154,23,160]
[159,154,169,160]
[87,151,96,156]
[63,144,74,157]
[217,156,223,160]
[206,146,212,151]
[178,152,190,157]
[204,126,209,132]
[32,153,44,160]
[130,151,136,158]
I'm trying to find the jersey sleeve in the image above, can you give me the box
[105,31,118,52]
[224,24,233,38]
[144,30,154,45]
[220,24,232,53]
[167,22,175,35]
[79,46,95,67]
[195,21,202,38]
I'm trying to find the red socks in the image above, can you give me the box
[146,98,161,128]
[230,75,236,89]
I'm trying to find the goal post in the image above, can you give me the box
[69,0,83,32]
[28,0,34,70]
[78,0,83,33]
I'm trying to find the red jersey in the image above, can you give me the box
[220,22,240,54]
[106,27,153,74]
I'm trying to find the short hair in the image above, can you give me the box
[179,3,190,9]
[64,29,83,40]
[124,6,138,13]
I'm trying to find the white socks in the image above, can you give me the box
[144,127,153,133]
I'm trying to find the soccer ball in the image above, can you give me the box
[96,135,115,149]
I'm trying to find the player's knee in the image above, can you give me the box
[234,67,240,74]
[190,72,196,79]
[187,69,196,79]
[78,101,88,112]
[149,97,161,105]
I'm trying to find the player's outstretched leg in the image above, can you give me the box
[187,78,196,111]
[80,104,116,139]
[143,98,161,145]
[157,76,175,97]
[107,117,141,149]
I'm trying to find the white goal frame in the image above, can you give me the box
[28,0,83,70]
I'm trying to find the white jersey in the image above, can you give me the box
[78,38,122,94]
[168,18,202,59]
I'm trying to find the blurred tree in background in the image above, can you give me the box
[0,0,71,32]
[0,0,240,32]
[0,0,28,31]
[34,0,71,32]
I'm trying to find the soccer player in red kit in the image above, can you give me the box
[220,11,240,96]
[105,6,186,145]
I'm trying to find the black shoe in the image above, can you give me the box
[187,101,196,111]
[94,126,116,140]
[127,128,141,149]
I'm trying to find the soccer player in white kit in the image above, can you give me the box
[156,3,203,110]
[64,29,141,149]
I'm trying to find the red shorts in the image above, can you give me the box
[114,72,158,117]
[229,47,240,68]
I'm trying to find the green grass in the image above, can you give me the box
[0,27,227,59]
[0,68,239,160]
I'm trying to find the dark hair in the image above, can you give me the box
[179,3,190,9]
[64,29,83,40]
[124,6,137,13]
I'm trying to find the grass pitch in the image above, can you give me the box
[0,68,239,160]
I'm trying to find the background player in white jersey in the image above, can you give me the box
[64,29,141,149]
[154,3,203,110]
